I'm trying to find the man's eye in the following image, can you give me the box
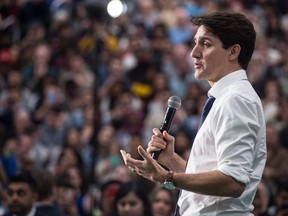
[8,189,27,197]
[203,42,210,47]
[8,190,14,196]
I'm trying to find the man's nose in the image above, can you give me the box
[191,43,203,58]
[10,193,19,200]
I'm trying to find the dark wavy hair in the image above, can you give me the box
[9,171,37,192]
[190,12,256,70]
[113,180,152,216]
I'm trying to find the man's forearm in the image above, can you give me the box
[173,170,245,197]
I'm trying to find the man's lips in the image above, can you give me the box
[194,62,203,69]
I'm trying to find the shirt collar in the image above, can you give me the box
[208,69,248,98]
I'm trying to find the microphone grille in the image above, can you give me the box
[168,96,181,109]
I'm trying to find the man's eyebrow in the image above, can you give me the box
[194,36,213,42]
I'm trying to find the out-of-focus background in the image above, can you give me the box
[0,0,288,215]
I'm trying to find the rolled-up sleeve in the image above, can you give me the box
[214,95,260,185]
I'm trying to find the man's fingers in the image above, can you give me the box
[120,150,128,165]
[138,145,153,161]
[147,145,161,154]
[152,127,162,135]
[120,150,138,172]
[120,149,143,168]
[120,150,134,165]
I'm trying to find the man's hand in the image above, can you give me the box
[120,146,168,184]
[147,128,175,166]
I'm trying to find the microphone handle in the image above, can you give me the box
[151,107,176,160]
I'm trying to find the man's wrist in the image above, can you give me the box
[163,170,176,190]
[161,153,176,169]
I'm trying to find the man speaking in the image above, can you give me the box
[121,12,266,216]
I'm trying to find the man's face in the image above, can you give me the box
[7,182,37,216]
[191,25,234,85]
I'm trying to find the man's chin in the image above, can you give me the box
[194,73,205,80]
[194,69,204,79]
[10,206,24,214]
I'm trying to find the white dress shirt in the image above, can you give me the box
[178,70,267,216]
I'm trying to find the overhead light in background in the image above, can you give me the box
[107,0,127,18]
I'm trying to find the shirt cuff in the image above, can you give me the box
[218,165,250,185]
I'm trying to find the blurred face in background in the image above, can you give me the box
[116,191,144,216]
[152,188,174,216]
[7,182,37,216]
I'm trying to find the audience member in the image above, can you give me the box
[61,165,92,216]
[53,177,78,216]
[263,123,288,189]
[3,171,38,216]
[96,179,122,216]
[33,170,65,216]
[150,186,176,216]
[113,180,152,216]
[252,180,270,216]
[269,181,288,216]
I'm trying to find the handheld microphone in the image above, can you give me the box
[151,95,181,160]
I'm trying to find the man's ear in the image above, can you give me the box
[228,44,241,61]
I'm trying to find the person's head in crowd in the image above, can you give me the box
[53,177,78,215]
[182,81,206,115]
[175,6,190,27]
[151,186,176,216]
[62,164,88,195]
[38,104,66,133]
[263,78,283,102]
[262,78,283,122]
[151,71,169,94]
[252,181,270,216]
[33,43,51,65]
[16,133,36,172]
[63,79,79,100]
[4,86,22,109]
[63,127,81,148]
[13,110,32,136]
[32,170,65,216]
[43,81,64,107]
[55,145,83,175]
[99,179,122,216]
[22,22,47,46]
[266,122,280,154]
[6,70,23,88]
[113,180,151,216]
[275,181,288,215]
[112,164,133,183]
[60,164,92,215]
[32,170,55,202]
[95,124,116,152]
[0,48,14,73]
[6,171,38,216]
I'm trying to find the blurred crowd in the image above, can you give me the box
[0,0,288,215]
